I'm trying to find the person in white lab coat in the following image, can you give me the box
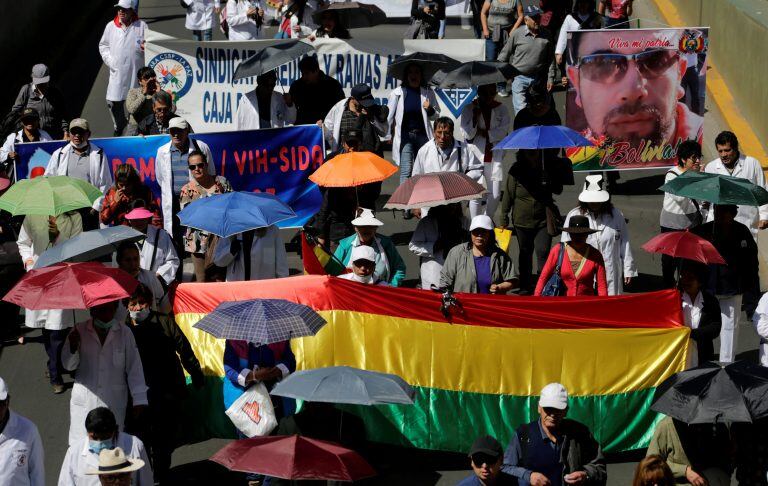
[752,292,768,367]
[235,70,297,130]
[386,63,439,185]
[337,245,388,285]
[227,0,264,40]
[0,108,52,181]
[58,407,152,486]
[99,0,147,136]
[562,175,637,295]
[183,0,221,41]
[124,208,180,286]
[16,211,84,394]
[409,203,469,290]
[214,225,289,281]
[61,299,149,447]
[460,84,511,219]
[0,377,45,486]
[114,242,169,324]
[703,131,768,240]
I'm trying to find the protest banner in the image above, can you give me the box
[144,32,484,134]
[173,275,688,453]
[262,0,469,18]
[14,125,324,228]
[565,27,709,171]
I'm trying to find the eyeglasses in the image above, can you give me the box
[188,163,206,170]
[577,48,679,84]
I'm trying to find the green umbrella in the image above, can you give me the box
[0,176,102,216]
[659,171,768,206]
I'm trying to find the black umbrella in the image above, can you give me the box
[311,2,387,29]
[233,40,315,82]
[388,52,460,85]
[651,361,768,424]
[431,61,515,89]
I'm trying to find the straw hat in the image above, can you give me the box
[86,447,145,475]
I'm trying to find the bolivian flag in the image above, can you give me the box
[173,275,688,453]
[300,232,346,276]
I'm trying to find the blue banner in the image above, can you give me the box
[14,125,325,228]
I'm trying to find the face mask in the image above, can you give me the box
[88,437,115,455]
[350,272,373,284]
[129,308,150,322]
[93,319,114,330]
[71,140,88,150]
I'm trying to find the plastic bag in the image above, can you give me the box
[225,382,277,437]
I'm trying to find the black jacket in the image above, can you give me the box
[11,83,69,139]
[290,73,346,125]
[136,112,179,136]
[684,290,722,362]
[693,221,759,296]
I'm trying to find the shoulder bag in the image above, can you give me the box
[540,243,567,296]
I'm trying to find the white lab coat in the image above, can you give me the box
[98,18,147,102]
[213,225,289,281]
[45,143,114,211]
[227,0,262,40]
[154,139,215,236]
[114,268,170,324]
[752,292,768,367]
[562,207,638,295]
[385,86,439,166]
[459,101,510,183]
[61,320,148,446]
[236,90,297,130]
[0,412,44,486]
[0,129,53,180]
[412,139,470,176]
[138,225,180,285]
[409,214,463,290]
[17,213,87,330]
[322,98,389,153]
[704,154,768,239]
[183,0,220,30]
[58,432,152,486]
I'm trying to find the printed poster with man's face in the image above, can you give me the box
[565,27,709,171]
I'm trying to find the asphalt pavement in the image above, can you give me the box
[0,0,758,484]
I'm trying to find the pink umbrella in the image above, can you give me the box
[384,172,486,210]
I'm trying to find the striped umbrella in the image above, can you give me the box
[384,172,487,210]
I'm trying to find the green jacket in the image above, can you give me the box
[334,234,406,287]
[439,243,517,293]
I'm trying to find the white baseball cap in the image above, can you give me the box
[0,377,8,400]
[539,382,568,410]
[350,245,376,263]
[469,215,494,232]
[114,0,137,9]
[578,175,610,203]
[168,117,190,131]
[351,208,383,227]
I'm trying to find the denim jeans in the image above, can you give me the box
[399,131,428,185]
[603,16,629,29]
[42,329,68,385]
[192,28,213,41]
[485,38,507,92]
[511,75,535,114]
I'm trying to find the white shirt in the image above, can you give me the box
[459,101,510,182]
[660,166,701,229]
[138,225,180,285]
[412,139,470,176]
[227,0,262,40]
[45,143,114,211]
[213,225,289,281]
[58,432,152,486]
[0,412,44,486]
[61,320,148,446]
[752,292,768,367]
[681,291,703,368]
[408,213,468,291]
[236,90,297,130]
[704,154,768,239]
[183,0,220,30]
[98,18,147,102]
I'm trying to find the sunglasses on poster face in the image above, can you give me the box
[577,48,679,84]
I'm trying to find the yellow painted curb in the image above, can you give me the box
[650,0,768,166]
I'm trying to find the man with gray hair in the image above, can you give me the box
[136,90,178,135]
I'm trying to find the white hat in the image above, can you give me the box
[114,0,136,9]
[469,215,494,232]
[87,447,145,475]
[578,175,610,203]
[539,382,569,410]
[351,208,383,227]
[168,117,190,131]
[0,377,7,400]
[350,245,376,263]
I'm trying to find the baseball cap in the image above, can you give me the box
[31,64,50,84]
[124,207,155,220]
[469,215,494,232]
[539,382,569,410]
[468,435,503,459]
[351,84,376,108]
[525,5,544,17]
[0,377,8,400]
[115,0,137,9]
[169,117,190,131]
[350,245,376,264]
[20,108,40,121]
[69,118,90,132]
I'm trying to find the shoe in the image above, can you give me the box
[497,90,510,97]
[52,384,65,394]
[403,210,413,220]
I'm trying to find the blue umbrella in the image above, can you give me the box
[495,125,595,150]
[193,299,326,345]
[33,226,144,269]
[270,366,415,405]
[178,191,296,238]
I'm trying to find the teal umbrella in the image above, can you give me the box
[659,171,768,206]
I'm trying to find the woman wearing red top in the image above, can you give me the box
[100,164,161,227]
[535,215,608,296]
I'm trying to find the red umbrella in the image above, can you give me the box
[384,172,487,210]
[3,262,138,310]
[210,435,376,481]
[641,230,726,265]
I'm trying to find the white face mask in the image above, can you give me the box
[70,140,88,150]
[350,272,373,284]
[129,307,151,322]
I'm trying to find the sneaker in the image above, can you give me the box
[52,384,65,394]
[497,90,510,97]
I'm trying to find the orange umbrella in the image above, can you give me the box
[309,152,397,187]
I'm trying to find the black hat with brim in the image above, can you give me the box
[561,215,599,234]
